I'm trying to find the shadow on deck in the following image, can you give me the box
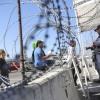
[90,92,100,100]
[78,81,100,100]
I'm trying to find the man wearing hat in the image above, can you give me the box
[33,40,54,71]
[67,39,81,85]
[86,25,100,82]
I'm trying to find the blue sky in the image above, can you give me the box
[0,0,98,59]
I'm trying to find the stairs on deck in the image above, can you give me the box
[90,92,100,100]
[88,82,100,100]
[78,82,100,100]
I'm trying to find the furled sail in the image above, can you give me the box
[73,0,100,32]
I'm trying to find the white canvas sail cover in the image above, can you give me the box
[73,0,100,32]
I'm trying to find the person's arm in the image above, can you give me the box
[39,54,52,60]
[86,46,93,50]
[0,58,4,74]
[86,44,94,50]
[38,49,55,60]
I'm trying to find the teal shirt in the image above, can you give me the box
[34,47,45,67]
